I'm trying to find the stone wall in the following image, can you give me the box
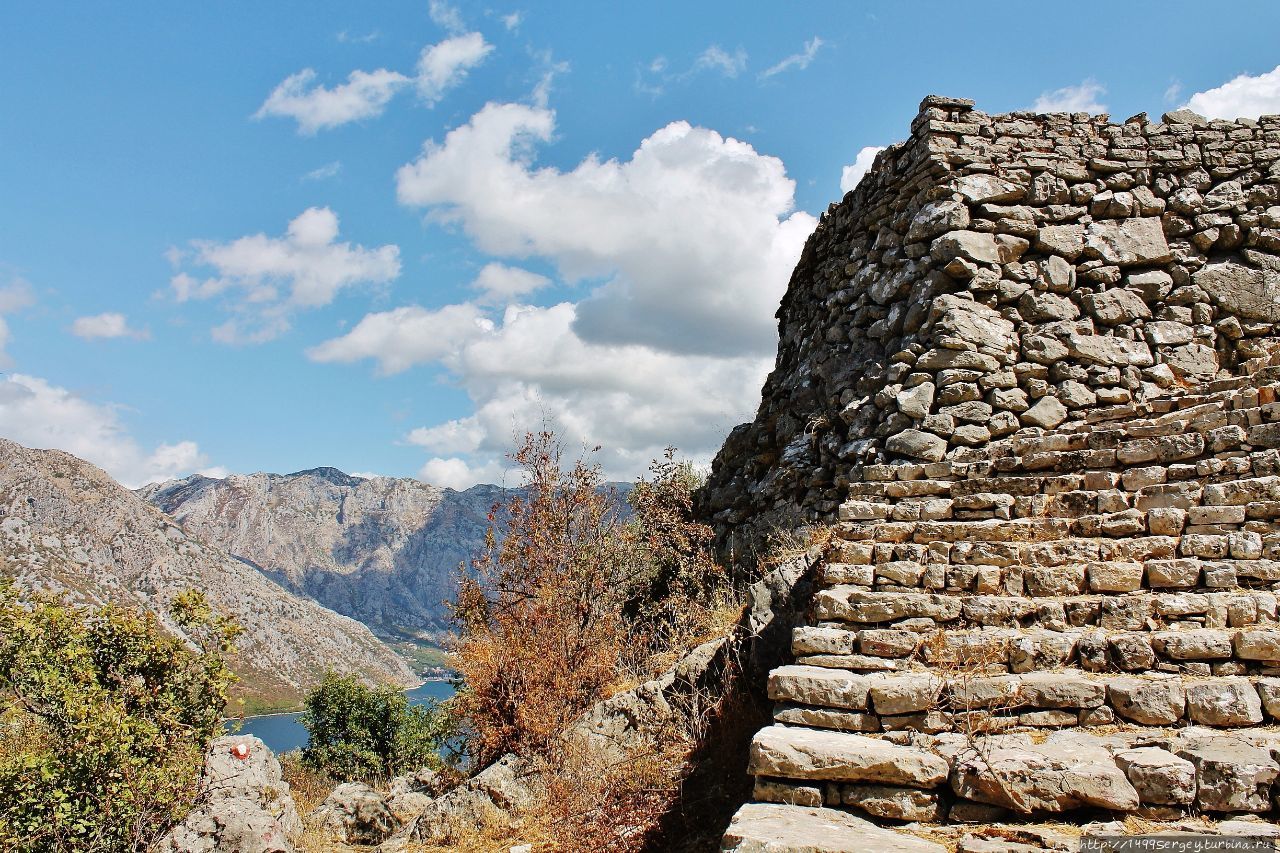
[700,95,1280,566]
[714,96,1280,849]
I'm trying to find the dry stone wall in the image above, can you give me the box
[701,95,1280,565]
[715,97,1280,851]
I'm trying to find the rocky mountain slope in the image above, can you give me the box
[0,438,415,706]
[139,469,504,641]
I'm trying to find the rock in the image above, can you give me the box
[769,665,874,710]
[312,782,401,845]
[952,174,1024,204]
[403,754,536,844]
[869,674,944,715]
[748,725,950,787]
[1083,218,1171,266]
[1020,397,1068,429]
[929,294,1019,354]
[886,429,947,462]
[157,736,299,853]
[1194,261,1280,323]
[896,383,936,419]
[1017,672,1104,709]
[1151,629,1233,660]
[754,778,824,807]
[951,731,1140,812]
[1185,678,1264,726]
[842,784,945,821]
[1175,738,1279,811]
[1234,629,1280,661]
[1108,677,1186,725]
[1035,224,1085,259]
[1082,289,1152,325]
[1165,343,1219,381]
[1018,291,1079,322]
[1163,108,1206,125]
[932,231,1002,265]
[1114,747,1196,806]
[909,201,970,242]
[1065,335,1154,367]
[722,803,947,853]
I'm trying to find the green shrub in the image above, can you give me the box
[300,671,452,783]
[0,583,238,853]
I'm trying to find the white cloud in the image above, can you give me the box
[0,280,35,367]
[303,161,342,182]
[429,0,465,34]
[336,30,379,44]
[1184,64,1280,119]
[395,102,815,356]
[1164,80,1183,105]
[471,262,550,303]
[171,207,401,343]
[70,312,148,341]
[416,32,494,106]
[306,303,492,374]
[0,374,224,488]
[840,145,886,193]
[501,12,522,31]
[1033,79,1107,114]
[693,45,747,78]
[760,37,823,79]
[254,67,410,134]
[418,456,507,490]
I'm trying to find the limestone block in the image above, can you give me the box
[1235,628,1280,661]
[1083,289,1152,325]
[886,429,947,463]
[1065,334,1154,367]
[753,778,823,808]
[1114,747,1196,806]
[842,784,946,821]
[1087,562,1144,592]
[768,665,874,710]
[932,230,1002,265]
[1194,261,1280,323]
[1186,678,1264,726]
[1152,629,1233,660]
[1020,396,1068,429]
[1035,224,1084,259]
[1017,672,1104,709]
[722,803,947,853]
[1175,739,1279,811]
[1107,677,1186,725]
[1083,218,1172,266]
[748,726,949,787]
[869,673,944,715]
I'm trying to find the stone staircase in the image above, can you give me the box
[723,373,1280,850]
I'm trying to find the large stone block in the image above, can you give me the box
[748,726,950,787]
[1083,218,1172,266]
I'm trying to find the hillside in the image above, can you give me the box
[139,468,503,643]
[0,437,415,709]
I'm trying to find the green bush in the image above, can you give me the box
[300,671,452,783]
[0,582,238,853]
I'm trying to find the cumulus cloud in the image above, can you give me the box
[471,262,550,304]
[759,37,823,79]
[416,32,495,106]
[418,456,508,490]
[0,374,224,487]
[840,145,886,193]
[1033,79,1108,114]
[170,206,401,343]
[0,280,35,367]
[395,102,815,356]
[70,312,148,340]
[306,303,492,374]
[1184,64,1280,119]
[255,67,411,134]
[500,12,522,31]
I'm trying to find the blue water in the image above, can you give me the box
[233,680,456,755]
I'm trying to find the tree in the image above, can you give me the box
[300,671,451,782]
[0,582,239,853]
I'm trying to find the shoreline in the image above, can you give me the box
[230,677,457,722]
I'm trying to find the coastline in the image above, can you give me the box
[229,677,456,722]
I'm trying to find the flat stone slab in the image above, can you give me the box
[721,803,946,853]
[749,725,949,787]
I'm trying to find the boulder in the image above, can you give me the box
[886,429,947,462]
[1107,677,1186,725]
[156,736,299,853]
[932,231,1002,265]
[402,754,537,844]
[311,782,401,845]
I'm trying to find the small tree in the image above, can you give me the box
[300,672,451,783]
[451,431,632,766]
[0,582,238,853]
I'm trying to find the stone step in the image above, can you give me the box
[793,623,1280,675]
[768,664,1280,729]
[812,587,1280,633]
[821,556,1280,595]
[722,802,946,853]
[746,725,1280,822]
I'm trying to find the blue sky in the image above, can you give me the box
[2,1,1279,488]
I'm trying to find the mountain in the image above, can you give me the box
[0,438,415,708]
[139,468,505,642]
